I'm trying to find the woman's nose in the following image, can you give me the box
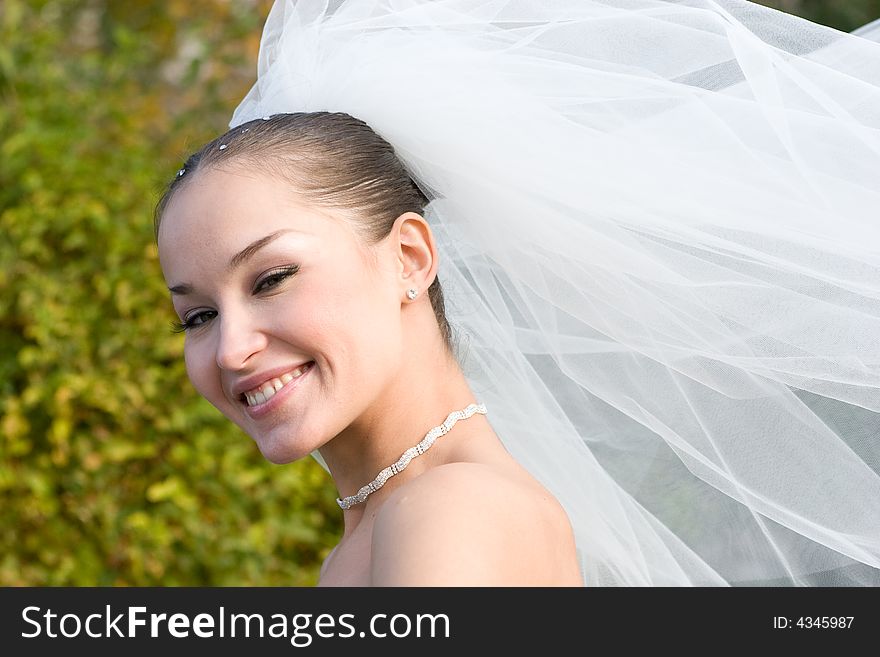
[214,311,268,371]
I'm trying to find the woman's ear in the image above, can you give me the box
[393,212,438,298]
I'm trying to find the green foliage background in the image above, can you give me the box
[1,0,340,586]
[1,0,877,586]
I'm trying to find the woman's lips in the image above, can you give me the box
[242,361,314,418]
[242,362,312,405]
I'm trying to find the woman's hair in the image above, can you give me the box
[154,111,453,354]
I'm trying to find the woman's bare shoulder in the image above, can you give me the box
[370,462,581,586]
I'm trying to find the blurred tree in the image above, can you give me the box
[756,0,880,32]
[1,0,340,586]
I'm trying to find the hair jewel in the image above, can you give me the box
[177,168,186,177]
[262,115,272,120]
[241,128,249,133]
[219,144,228,151]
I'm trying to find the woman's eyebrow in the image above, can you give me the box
[227,228,307,271]
[168,228,310,295]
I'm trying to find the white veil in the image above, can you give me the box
[230,0,880,586]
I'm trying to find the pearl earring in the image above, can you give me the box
[406,288,418,300]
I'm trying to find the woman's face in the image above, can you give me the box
[157,166,404,463]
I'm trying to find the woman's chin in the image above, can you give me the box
[252,434,312,465]
[231,413,319,464]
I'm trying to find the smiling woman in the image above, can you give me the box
[155,113,582,586]
[154,0,880,587]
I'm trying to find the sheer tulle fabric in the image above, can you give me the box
[231,0,880,585]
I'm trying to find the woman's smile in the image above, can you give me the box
[237,360,315,419]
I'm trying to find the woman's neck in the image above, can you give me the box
[317,341,485,536]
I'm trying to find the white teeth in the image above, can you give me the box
[243,363,312,407]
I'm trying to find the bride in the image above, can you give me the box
[156,111,582,585]
[156,0,880,586]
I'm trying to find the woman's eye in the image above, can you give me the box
[188,310,216,326]
[172,310,217,333]
[254,266,298,293]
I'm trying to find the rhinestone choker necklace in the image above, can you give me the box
[336,402,488,510]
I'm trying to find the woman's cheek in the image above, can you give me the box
[184,341,223,408]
